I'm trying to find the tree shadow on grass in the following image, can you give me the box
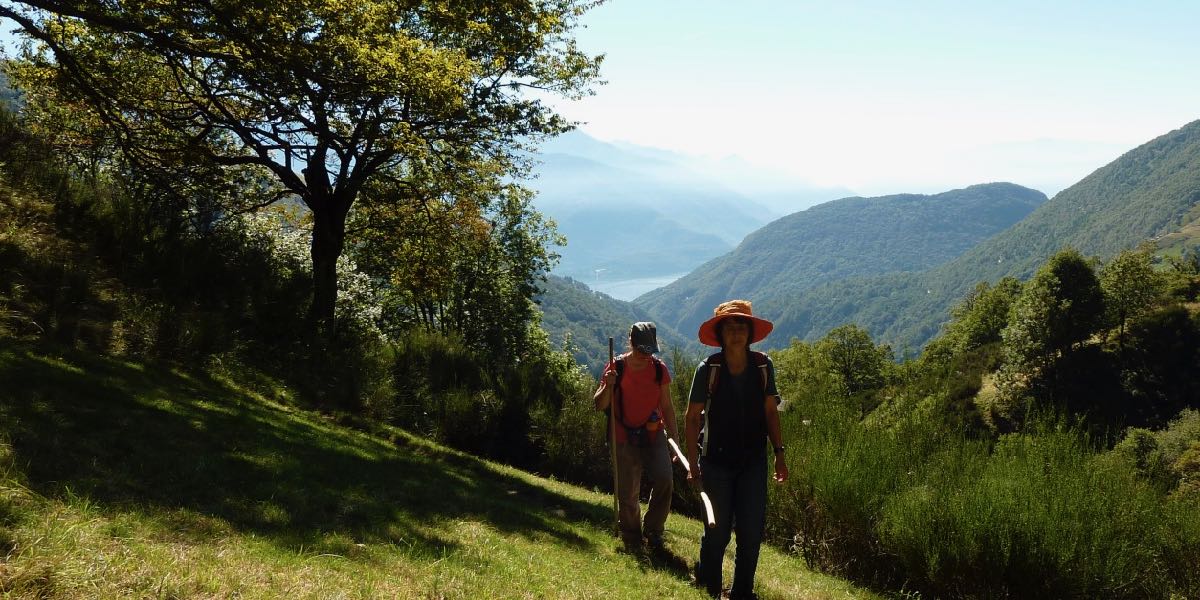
[0,340,611,560]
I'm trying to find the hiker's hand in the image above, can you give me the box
[602,367,617,387]
[773,456,789,484]
[687,464,702,489]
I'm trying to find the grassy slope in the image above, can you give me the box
[0,340,874,599]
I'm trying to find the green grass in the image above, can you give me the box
[0,339,875,599]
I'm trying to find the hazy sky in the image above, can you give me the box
[5,3,1198,198]
[549,0,1200,196]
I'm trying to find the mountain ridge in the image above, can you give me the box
[752,119,1200,350]
[633,182,1047,339]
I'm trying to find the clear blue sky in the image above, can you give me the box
[5,3,1199,197]
[550,0,1200,196]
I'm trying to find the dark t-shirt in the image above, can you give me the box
[687,355,779,405]
[688,353,779,465]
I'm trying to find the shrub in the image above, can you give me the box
[1112,409,1200,495]
[879,431,1171,598]
[538,390,609,489]
[772,390,1200,598]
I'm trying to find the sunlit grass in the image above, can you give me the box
[0,340,875,599]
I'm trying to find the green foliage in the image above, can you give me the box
[353,181,565,369]
[1112,409,1200,494]
[1172,443,1200,501]
[763,243,1200,598]
[1001,248,1104,370]
[1100,245,1166,341]
[771,377,1200,598]
[3,0,603,324]
[771,339,840,413]
[941,277,1023,354]
[878,431,1173,598]
[643,120,1200,353]
[994,249,1107,427]
[1163,245,1200,300]
[812,324,893,418]
[1117,306,1200,427]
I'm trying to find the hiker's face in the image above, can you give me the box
[629,342,653,361]
[719,319,751,348]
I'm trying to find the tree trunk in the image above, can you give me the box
[310,202,349,330]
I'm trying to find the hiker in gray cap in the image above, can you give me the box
[594,322,678,551]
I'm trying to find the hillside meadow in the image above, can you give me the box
[0,340,873,599]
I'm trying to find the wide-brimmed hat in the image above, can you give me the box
[698,300,773,347]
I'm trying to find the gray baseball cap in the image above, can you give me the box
[630,322,660,354]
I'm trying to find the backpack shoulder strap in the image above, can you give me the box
[704,351,724,398]
[750,351,770,394]
[652,357,664,385]
[700,351,723,458]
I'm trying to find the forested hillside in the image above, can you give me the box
[636,182,1045,344]
[536,275,691,371]
[748,119,1200,350]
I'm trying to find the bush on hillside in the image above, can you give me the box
[878,430,1174,599]
[1118,306,1200,428]
[1112,409,1200,495]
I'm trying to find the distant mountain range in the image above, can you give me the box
[670,119,1200,352]
[530,131,850,296]
[536,119,1200,363]
[833,117,1200,349]
[634,183,1047,345]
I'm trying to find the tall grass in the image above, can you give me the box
[879,432,1171,598]
[771,392,1200,598]
[771,396,934,587]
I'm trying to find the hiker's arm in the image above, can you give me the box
[659,382,678,440]
[593,364,616,411]
[765,394,788,483]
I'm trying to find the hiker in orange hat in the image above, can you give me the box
[684,300,788,600]
[594,322,679,552]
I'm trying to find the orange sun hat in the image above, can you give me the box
[697,299,774,347]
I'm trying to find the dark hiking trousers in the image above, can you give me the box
[696,453,768,598]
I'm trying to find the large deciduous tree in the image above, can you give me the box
[349,155,563,364]
[1001,248,1104,372]
[1100,246,1165,345]
[0,0,602,328]
[996,248,1105,419]
[815,324,893,418]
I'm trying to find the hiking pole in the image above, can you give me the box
[608,336,619,538]
[666,437,716,528]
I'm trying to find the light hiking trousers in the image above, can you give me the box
[615,434,673,545]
